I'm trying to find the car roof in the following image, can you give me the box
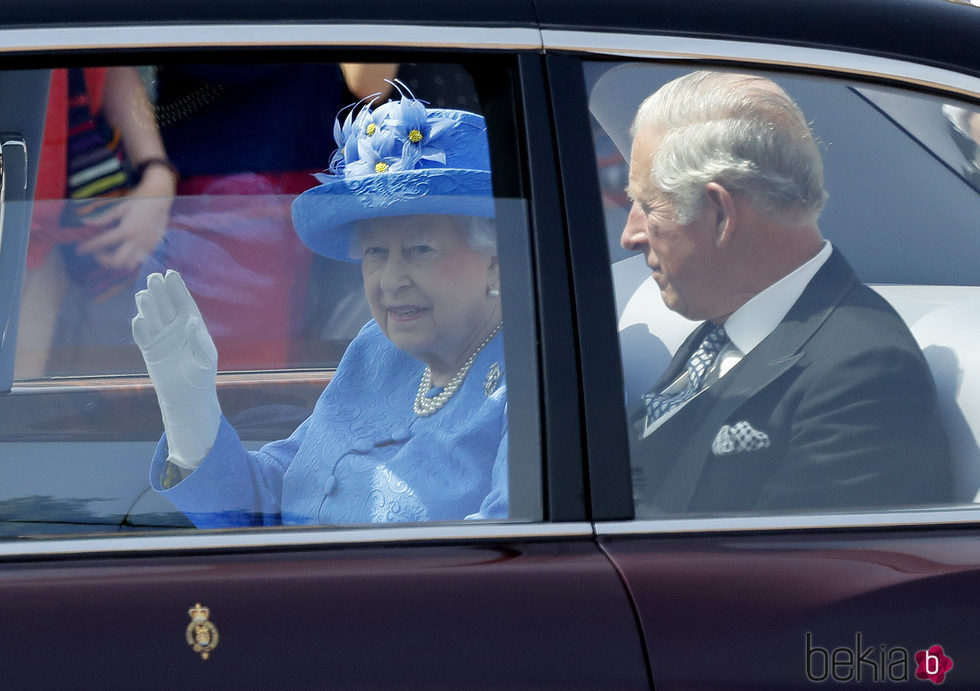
[0,0,977,80]
[0,0,540,27]
[535,0,980,79]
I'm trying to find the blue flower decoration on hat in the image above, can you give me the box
[292,81,493,261]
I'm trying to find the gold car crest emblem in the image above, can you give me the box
[186,603,219,660]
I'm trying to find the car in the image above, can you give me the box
[0,0,978,687]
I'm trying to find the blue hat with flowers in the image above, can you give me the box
[291,83,493,261]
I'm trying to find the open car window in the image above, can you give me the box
[587,61,980,517]
[0,58,541,537]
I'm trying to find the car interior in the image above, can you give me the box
[1,56,978,536]
[0,57,543,536]
[592,63,980,505]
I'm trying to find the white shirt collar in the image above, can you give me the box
[639,240,832,439]
[722,240,832,357]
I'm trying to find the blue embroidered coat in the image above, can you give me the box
[150,321,508,527]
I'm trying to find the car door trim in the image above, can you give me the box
[0,24,543,53]
[542,30,980,99]
[596,507,980,536]
[0,522,594,558]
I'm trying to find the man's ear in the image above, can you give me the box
[705,182,737,248]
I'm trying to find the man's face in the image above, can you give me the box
[620,129,725,321]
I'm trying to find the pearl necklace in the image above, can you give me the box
[414,322,503,417]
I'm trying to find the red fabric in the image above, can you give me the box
[153,171,316,369]
[28,68,107,268]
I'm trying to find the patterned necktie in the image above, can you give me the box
[643,325,729,422]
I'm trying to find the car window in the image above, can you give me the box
[587,61,980,517]
[0,58,541,536]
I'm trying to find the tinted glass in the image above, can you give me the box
[0,59,540,535]
[587,62,980,516]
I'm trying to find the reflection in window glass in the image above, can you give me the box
[588,62,980,516]
[18,63,369,379]
[943,102,980,187]
[16,62,490,380]
[0,61,539,537]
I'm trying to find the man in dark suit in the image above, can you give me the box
[621,71,951,515]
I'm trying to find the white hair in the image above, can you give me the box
[631,71,828,224]
[461,215,497,255]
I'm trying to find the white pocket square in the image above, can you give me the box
[711,420,771,456]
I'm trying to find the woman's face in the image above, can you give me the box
[358,215,501,379]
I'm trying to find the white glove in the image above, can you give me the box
[132,270,221,470]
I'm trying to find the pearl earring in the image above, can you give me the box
[487,286,500,298]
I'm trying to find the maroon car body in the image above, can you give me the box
[0,0,978,688]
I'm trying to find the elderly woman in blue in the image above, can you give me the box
[132,88,507,527]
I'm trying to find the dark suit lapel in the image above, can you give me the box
[649,249,858,513]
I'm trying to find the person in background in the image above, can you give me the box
[145,63,397,370]
[16,66,175,378]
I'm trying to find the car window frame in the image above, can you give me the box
[0,22,584,556]
[543,32,980,533]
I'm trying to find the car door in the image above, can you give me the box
[0,8,651,687]
[544,1,980,687]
